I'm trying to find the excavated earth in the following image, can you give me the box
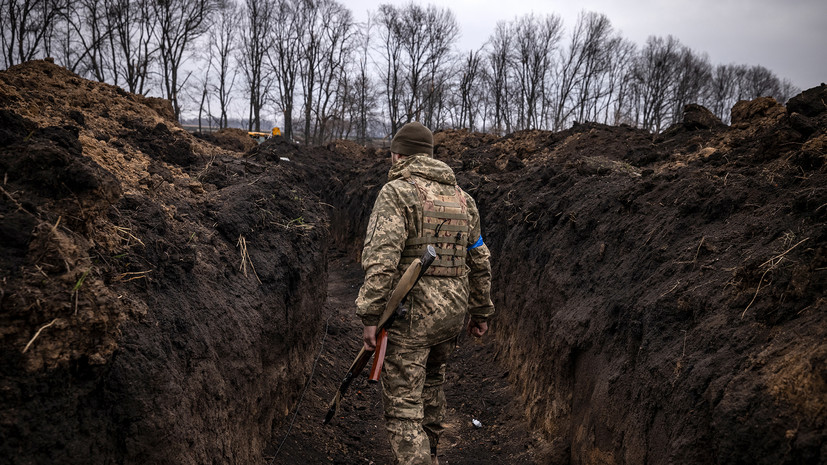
[1,60,826,465]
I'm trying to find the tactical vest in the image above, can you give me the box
[398,174,470,277]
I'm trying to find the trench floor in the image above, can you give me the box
[264,254,552,464]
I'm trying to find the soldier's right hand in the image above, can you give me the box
[363,325,377,351]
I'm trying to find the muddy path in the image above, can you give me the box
[265,253,551,464]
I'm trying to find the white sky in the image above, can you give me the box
[344,0,826,91]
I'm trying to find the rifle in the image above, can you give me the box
[323,245,437,424]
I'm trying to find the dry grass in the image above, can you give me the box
[660,280,681,298]
[114,225,145,247]
[676,236,706,265]
[741,237,810,318]
[114,270,152,283]
[237,235,262,284]
[273,216,315,232]
[22,318,59,354]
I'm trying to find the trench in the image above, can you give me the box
[1,61,825,465]
[257,120,827,465]
[263,253,549,464]
[255,142,552,463]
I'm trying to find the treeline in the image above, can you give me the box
[1,0,800,143]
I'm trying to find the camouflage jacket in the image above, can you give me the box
[356,154,494,347]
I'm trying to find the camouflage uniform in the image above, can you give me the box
[356,153,494,464]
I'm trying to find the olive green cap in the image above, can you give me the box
[390,122,433,156]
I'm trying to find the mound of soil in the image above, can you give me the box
[194,127,258,153]
[0,60,330,464]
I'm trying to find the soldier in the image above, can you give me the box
[356,122,494,465]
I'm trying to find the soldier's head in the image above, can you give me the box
[390,122,433,162]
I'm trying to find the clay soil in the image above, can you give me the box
[1,60,826,465]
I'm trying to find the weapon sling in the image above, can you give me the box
[323,245,437,424]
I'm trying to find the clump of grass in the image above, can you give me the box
[277,216,314,230]
[71,269,90,314]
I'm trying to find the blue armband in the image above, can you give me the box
[467,235,484,251]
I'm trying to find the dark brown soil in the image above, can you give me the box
[1,61,825,465]
[0,60,329,464]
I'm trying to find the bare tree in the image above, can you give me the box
[415,4,459,128]
[424,69,449,129]
[511,13,562,130]
[740,64,782,100]
[630,35,682,132]
[456,49,483,130]
[308,0,355,144]
[209,0,239,129]
[59,0,112,81]
[484,20,512,134]
[240,0,273,132]
[296,0,356,145]
[331,70,353,139]
[571,12,613,124]
[352,18,376,143]
[552,11,613,129]
[705,64,738,122]
[267,0,301,140]
[48,0,76,70]
[776,78,800,105]
[1,0,64,68]
[107,0,157,94]
[601,36,636,125]
[154,0,216,119]
[476,66,493,132]
[330,16,375,142]
[297,0,322,144]
[196,51,212,132]
[670,47,712,123]
[375,3,458,133]
[376,3,405,135]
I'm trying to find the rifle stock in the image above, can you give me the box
[324,245,437,424]
[368,329,388,382]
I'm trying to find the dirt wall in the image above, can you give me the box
[0,61,329,464]
[327,90,827,464]
[455,99,825,464]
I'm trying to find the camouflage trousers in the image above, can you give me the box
[381,337,455,465]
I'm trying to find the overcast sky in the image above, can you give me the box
[345,0,825,91]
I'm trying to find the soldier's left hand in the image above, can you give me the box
[468,320,488,338]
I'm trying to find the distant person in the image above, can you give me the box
[356,122,495,465]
